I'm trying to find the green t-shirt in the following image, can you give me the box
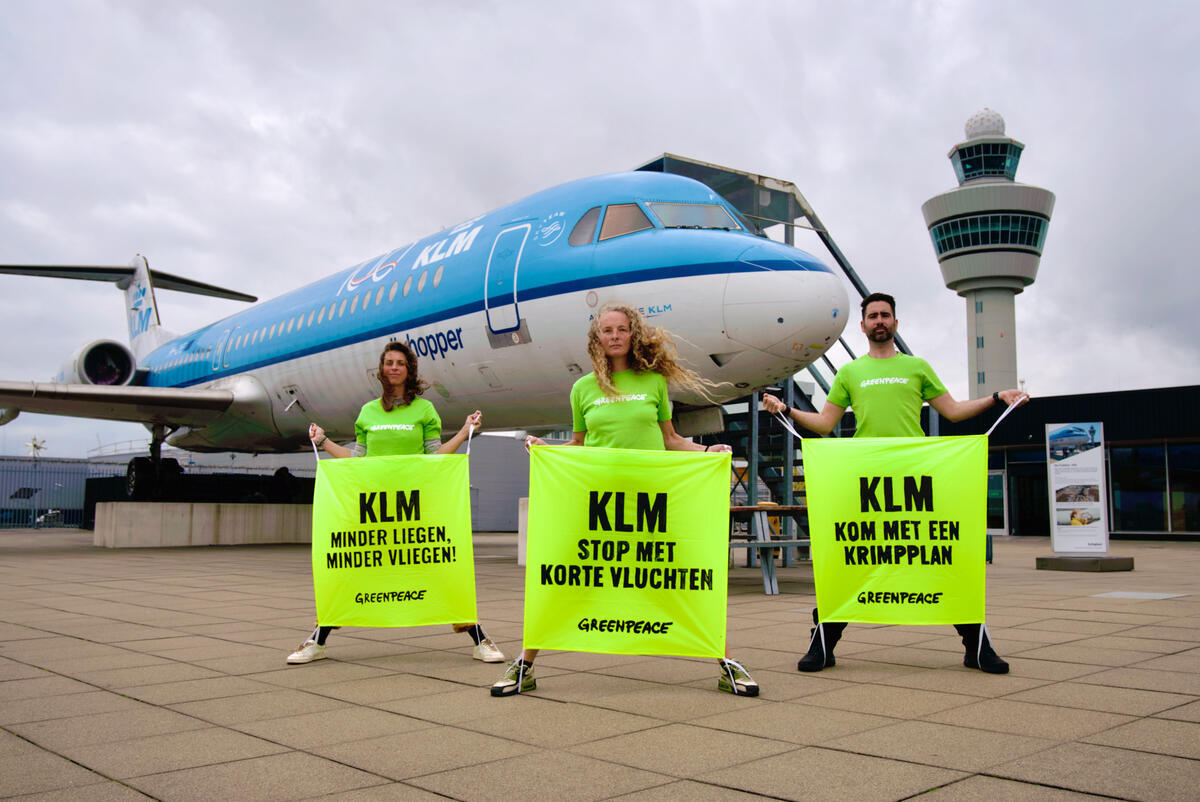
[827,354,947,438]
[354,397,441,456]
[570,369,671,451]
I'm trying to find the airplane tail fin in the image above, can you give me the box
[123,255,172,360]
[0,256,257,361]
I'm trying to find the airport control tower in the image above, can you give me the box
[921,109,1054,398]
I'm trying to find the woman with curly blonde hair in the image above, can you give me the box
[585,301,718,403]
[491,302,758,697]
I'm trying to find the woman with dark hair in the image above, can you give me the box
[286,340,504,665]
[491,302,758,697]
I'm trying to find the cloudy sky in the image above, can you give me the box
[1,0,1197,457]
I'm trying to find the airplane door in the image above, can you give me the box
[212,328,231,371]
[221,327,240,369]
[484,223,531,334]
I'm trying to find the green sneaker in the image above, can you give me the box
[490,659,535,696]
[718,658,759,696]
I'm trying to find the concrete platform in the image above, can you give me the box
[1,531,1198,800]
[93,502,312,548]
[1037,554,1136,572]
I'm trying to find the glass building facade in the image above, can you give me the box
[934,386,1200,538]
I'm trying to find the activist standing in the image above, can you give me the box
[286,340,505,665]
[762,292,1027,675]
[491,302,758,697]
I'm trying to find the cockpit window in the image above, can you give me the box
[569,206,601,246]
[598,203,654,241]
[647,202,741,231]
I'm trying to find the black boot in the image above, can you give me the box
[955,623,1009,674]
[798,608,846,672]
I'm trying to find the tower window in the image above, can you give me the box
[975,300,983,313]
[976,336,984,348]
[977,371,986,384]
[929,213,1047,256]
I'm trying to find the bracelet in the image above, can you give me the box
[314,435,327,447]
[704,444,712,452]
[783,405,791,416]
[992,391,1001,405]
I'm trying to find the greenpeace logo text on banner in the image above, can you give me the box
[856,590,944,605]
[354,590,428,604]
[578,618,674,634]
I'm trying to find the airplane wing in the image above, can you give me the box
[0,382,234,427]
[0,265,257,302]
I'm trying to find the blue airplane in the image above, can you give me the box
[1,171,849,493]
[1048,425,1091,450]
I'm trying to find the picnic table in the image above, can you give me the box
[729,504,809,595]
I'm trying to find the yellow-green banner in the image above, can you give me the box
[311,455,477,627]
[803,436,987,625]
[523,446,731,658]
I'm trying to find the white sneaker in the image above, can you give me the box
[286,639,326,664]
[473,637,505,663]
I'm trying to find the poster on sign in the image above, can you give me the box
[310,454,478,627]
[523,446,731,658]
[1046,422,1108,554]
[803,436,987,625]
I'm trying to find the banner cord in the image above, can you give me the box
[985,395,1028,436]
[774,412,805,440]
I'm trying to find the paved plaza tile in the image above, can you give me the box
[1,530,1198,799]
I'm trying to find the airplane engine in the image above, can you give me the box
[56,340,136,386]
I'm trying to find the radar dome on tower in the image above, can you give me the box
[964,108,1006,139]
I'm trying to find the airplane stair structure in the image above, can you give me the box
[642,154,926,554]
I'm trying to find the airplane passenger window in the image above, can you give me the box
[269,324,276,339]
[338,299,347,317]
[317,307,325,324]
[647,202,740,231]
[328,301,337,320]
[375,287,384,307]
[569,206,601,246]
[287,318,295,334]
[433,264,444,288]
[308,310,315,326]
[418,270,428,292]
[388,280,398,302]
[403,275,413,297]
[350,294,359,314]
[599,204,653,241]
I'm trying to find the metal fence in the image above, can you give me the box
[0,454,320,529]
[0,457,123,528]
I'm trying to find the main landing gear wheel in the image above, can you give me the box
[126,457,156,500]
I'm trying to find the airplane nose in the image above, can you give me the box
[722,244,848,360]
